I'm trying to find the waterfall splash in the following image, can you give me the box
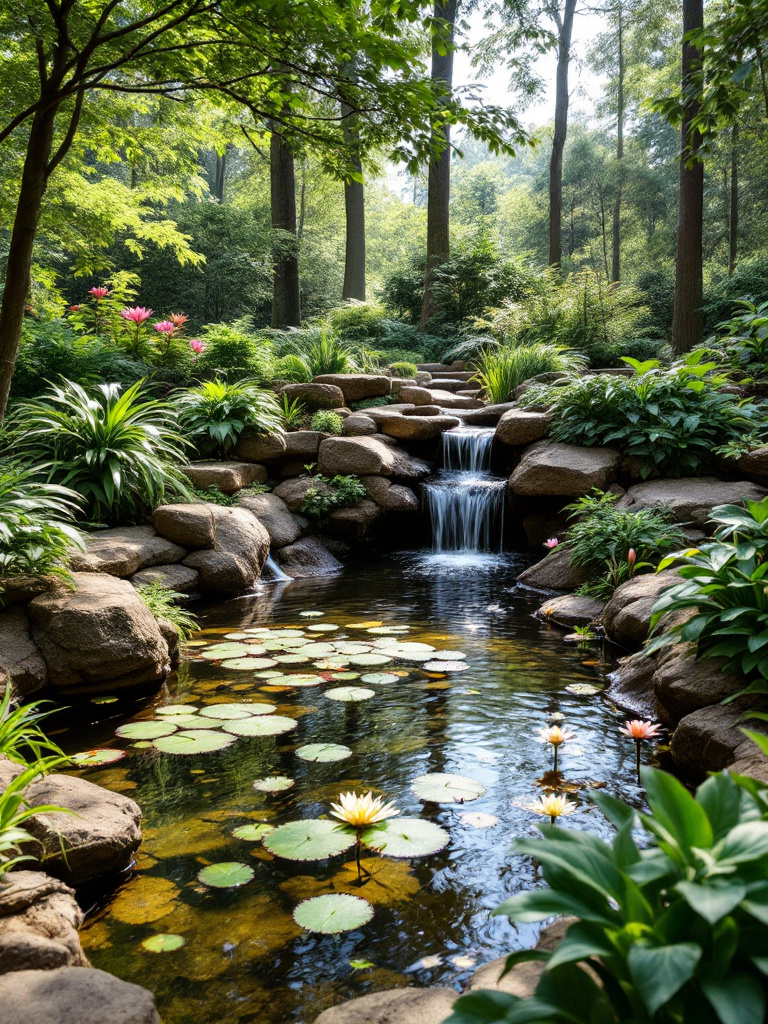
[424,427,506,554]
[262,554,292,582]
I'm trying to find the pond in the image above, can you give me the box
[63,552,646,1024]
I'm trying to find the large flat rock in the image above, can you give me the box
[69,526,185,577]
[233,430,287,463]
[183,507,270,595]
[272,476,335,513]
[495,409,551,446]
[509,441,620,497]
[605,652,657,718]
[536,594,605,629]
[238,492,301,548]
[381,413,461,440]
[517,547,589,592]
[274,536,342,577]
[181,461,267,495]
[458,402,517,426]
[313,373,391,403]
[153,503,216,549]
[653,644,741,725]
[313,987,456,1024]
[0,967,160,1024]
[342,413,377,436]
[318,437,429,480]
[280,382,345,409]
[362,476,419,512]
[602,570,680,649]
[671,702,762,775]
[618,478,768,527]
[130,563,200,594]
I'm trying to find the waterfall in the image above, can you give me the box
[262,554,292,582]
[424,427,506,554]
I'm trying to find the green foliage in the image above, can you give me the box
[648,496,768,695]
[471,344,586,404]
[10,380,192,524]
[180,483,269,507]
[136,581,198,641]
[388,361,419,377]
[704,257,768,331]
[300,474,366,520]
[564,491,684,600]
[448,766,768,1024]
[275,355,312,383]
[311,411,344,435]
[280,393,306,427]
[327,302,389,343]
[520,356,762,478]
[0,462,84,584]
[177,379,284,457]
[0,684,67,766]
[278,327,359,377]
[195,321,275,382]
[705,299,768,377]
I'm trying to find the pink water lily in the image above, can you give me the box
[621,720,662,782]
[89,286,110,299]
[190,339,206,354]
[120,306,153,324]
[544,538,559,550]
[154,320,176,335]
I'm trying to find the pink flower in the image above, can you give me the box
[619,720,662,741]
[170,313,188,327]
[89,286,109,299]
[190,339,206,354]
[120,306,153,324]
[153,321,175,335]
[544,538,559,550]
[627,548,637,569]
[69,305,82,312]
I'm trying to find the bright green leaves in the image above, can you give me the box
[627,943,702,1016]
[293,893,373,934]
[197,862,255,888]
[640,767,714,853]
[359,818,450,858]
[263,819,356,861]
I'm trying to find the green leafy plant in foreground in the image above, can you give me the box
[135,581,198,640]
[564,491,684,599]
[300,474,366,521]
[0,683,67,766]
[706,298,768,376]
[471,343,586,404]
[448,765,768,1024]
[311,411,344,435]
[280,393,305,427]
[177,379,284,457]
[10,379,192,524]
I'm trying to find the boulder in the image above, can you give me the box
[28,574,171,695]
[0,576,56,606]
[274,536,342,577]
[0,762,142,886]
[425,389,484,409]
[602,570,680,649]
[232,430,287,463]
[381,413,462,440]
[509,441,621,497]
[0,871,87,974]
[517,547,590,592]
[181,461,267,495]
[313,988,455,1024]
[729,742,768,784]
[399,385,435,406]
[0,610,47,698]
[283,430,326,459]
[238,492,301,548]
[272,477,335,513]
[362,476,419,512]
[153,503,216,549]
[183,507,269,595]
[671,702,760,774]
[130,563,200,594]
[618,478,768,528]
[736,447,768,479]
[403,406,444,417]
[606,652,657,719]
[318,437,429,480]
[361,403,416,424]
[0,967,160,1024]
[69,526,186,577]
[459,402,517,426]
[342,413,377,436]
[326,499,381,541]
[424,378,468,393]
[313,373,391,403]
[468,920,569,998]
[279,382,345,409]
[496,409,552,447]
[652,644,742,725]
[536,594,605,629]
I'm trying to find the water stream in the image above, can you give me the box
[63,554,645,1024]
[423,428,506,554]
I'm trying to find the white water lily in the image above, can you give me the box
[330,791,400,828]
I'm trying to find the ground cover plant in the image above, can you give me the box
[177,379,284,457]
[300,473,367,521]
[470,343,586,404]
[311,411,344,435]
[136,581,198,641]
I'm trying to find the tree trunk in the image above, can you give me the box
[215,149,227,203]
[611,0,625,282]
[549,0,578,269]
[0,105,58,421]
[270,127,301,329]
[729,123,739,276]
[342,100,366,301]
[420,0,458,330]
[671,0,704,354]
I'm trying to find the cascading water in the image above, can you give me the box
[424,427,506,553]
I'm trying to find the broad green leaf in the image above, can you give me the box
[675,881,746,924]
[641,768,713,852]
[444,991,519,1024]
[627,943,701,1015]
[546,921,615,970]
[293,893,373,934]
[263,819,356,860]
[702,974,766,1024]
[141,933,186,953]
[360,817,450,858]
[197,861,254,888]
[696,772,743,840]
[410,773,486,803]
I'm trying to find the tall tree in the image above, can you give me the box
[671,0,704,354]
[341,97,366,301]
[420,0,459,330]
[611,0,625,281]
[270,125,301,328]
[729,122,739,275]
[548,0,577,268]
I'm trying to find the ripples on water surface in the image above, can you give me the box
[68,552,647,1024]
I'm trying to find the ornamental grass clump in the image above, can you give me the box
[470,343,586,404]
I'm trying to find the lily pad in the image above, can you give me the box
[163,714,222,730]
[330,671,361,681]
[253,776,295,793]
[116,721,177,740]
[333,642,373,655]
[307,623,340,633]
[275,654,311,664]
[91,696,119,705]
[410,773,486,803]
[141,933,186,953]
[366,626,410,635]
[379,641,435,653]
[360,818,450,858]
[264,819,355,861]
[422,661,469,673]
[155,705,200,716]
[313,658,350,670]
[298,643,336,656]
[296,743,352,763]
[201,643,254,659]
[203,702,276,719]
[232,823,275,841]
[324,686,375,703]
[220,657,278,671]
[280,674,325,688]
[300,611,324,618]
[431,651,466,661]
[71,748,126,767]
[222,715,298,737]
[197,861,255,888]
[348,653,393,667]
[565,683,601,695]
[392,651,434,663]
[459,812,499,829]
[360,673,398,685]
[153,730,237,755]
[293,893,373,934]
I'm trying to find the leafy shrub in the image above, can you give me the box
[282,327,358,377]
[564,491,684,599]
[704,299,768,377]
[0,683,67,766]
[519,356,763,478]
[136,581,198,641]
[311,411,344,435]
[389,361,418,377]
[195,321,275,382]
[449,765,768,1024]
[703,254,768,330]
[280,393,305,427]
[10,380,192,524]
[300,474,366,520]
[648,495,768,693]
[471,344,586,404]
[584,335,662,370]
[327,301,389,343]
[181,483,269,507]
[177,379,284,457]
[274,354,311,383]
[0,463,84,585]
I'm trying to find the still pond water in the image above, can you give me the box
[63,552,645,1024]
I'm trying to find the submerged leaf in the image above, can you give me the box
[222,715,298,737]
[153,730,237,755]
[141,933,186,953]
[233,824,275,841]
[294,893,373,934]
